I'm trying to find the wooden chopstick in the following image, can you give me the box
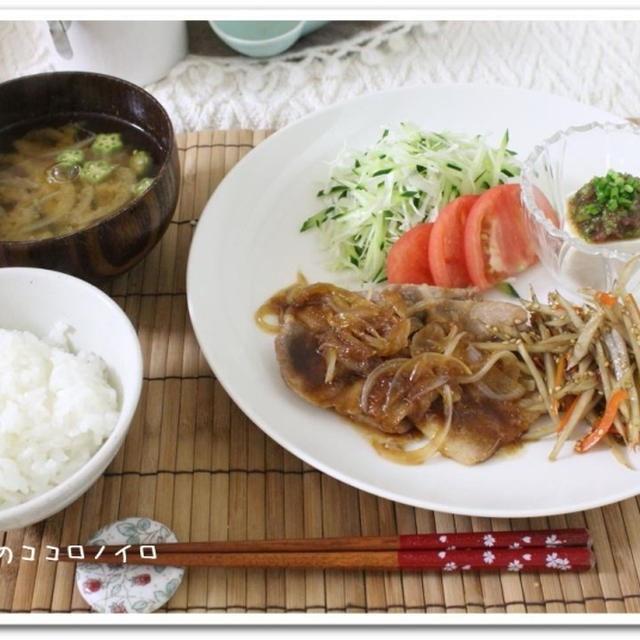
[74,528,591,558]
[57,529,594,573]
[59,547,594,573]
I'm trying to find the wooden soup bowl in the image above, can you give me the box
[0,71,179,280]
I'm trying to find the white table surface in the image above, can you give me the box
[1,20,638,132]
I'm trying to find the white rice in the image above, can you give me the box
[0,323,119,509]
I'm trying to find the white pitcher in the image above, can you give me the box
[48,21,188,86]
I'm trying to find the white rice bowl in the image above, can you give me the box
[0,323,119,509]
[0,267,143,531]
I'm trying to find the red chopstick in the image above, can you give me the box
[76,528,591,557]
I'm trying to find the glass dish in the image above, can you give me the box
[521,121,640,292]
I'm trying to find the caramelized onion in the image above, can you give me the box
[372,384,454,465]
[323,347,337,384]
[254,301,283,333]
[415,383,454,461]
[385,352,469,411]
[443,330,467,357]
[359,358,408,412]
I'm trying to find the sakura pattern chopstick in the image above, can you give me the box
[59,528,594,573]
[60,547,594,573]
[75,527,591,557]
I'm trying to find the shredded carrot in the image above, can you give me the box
[556,395,579,433]
[595,290,617,308]
[575,390,629,453]
[550,355,566,417]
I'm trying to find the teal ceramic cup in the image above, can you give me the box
[209,21,328,57]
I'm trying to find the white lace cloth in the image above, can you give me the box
[2,20,639,133]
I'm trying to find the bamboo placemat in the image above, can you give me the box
[3,129,640,615]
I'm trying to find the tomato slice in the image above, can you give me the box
[387,222,435,284]
[464,184,536,290]
[428,194,479,288]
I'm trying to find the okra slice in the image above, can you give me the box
[55,148,85,165]
[79,160,115,185]
[129,149,152,177]
[131,177,154,197]
[91,133,123,155]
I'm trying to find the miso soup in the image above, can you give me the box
[0,117,159,241]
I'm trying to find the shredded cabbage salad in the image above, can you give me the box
[300,123,520,283]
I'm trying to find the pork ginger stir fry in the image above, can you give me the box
[257,277,544,465]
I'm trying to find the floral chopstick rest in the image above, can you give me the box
[75,517,184,613]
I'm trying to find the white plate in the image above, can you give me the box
[187,84,637,518]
